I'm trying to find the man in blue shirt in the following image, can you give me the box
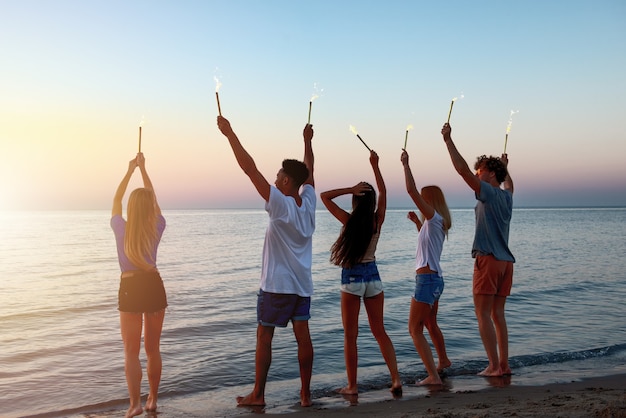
[441,122,515,377]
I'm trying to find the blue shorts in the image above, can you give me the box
[257,289,311,327]
[413,273,444,306]
[341,261,383,298]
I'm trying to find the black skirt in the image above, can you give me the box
[118,271,168,313]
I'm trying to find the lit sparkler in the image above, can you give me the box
[403,124,413,150]
[446,93,464,123]
[504,110,519,154]
[349,125,371,151]
[214,76,222,116]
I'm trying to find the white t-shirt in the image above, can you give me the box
[415,211,445,275]
[260,184,316,296]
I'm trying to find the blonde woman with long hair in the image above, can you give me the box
[401,149,452,386]
[111,152,167,418]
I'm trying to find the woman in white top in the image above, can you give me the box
[401,149,452,385]
[321,150,402,396]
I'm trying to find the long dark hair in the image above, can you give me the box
[330,183,377,268]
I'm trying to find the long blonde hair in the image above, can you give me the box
[421,186,452,235]
[124,188,158,271]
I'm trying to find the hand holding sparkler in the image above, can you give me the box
[441,123,452,142]
[216,115,234,138]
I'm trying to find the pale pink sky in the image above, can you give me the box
[2,1,625,210]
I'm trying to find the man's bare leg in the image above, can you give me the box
[474,294,503,376]
[293,320,313,406]
[237,325,274,406]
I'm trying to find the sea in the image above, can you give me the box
[1,207,625,418]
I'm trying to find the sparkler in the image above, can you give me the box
[446,93,464,124]
[349,125,371,151]
[214,76,222,116]
[504,110,519,154]
[403,124,413,150]
[307,83,322,124]
[138,116,145,153]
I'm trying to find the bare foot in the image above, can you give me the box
[338,385,358,395]
[390,383,403,397]
[300,389,312,407]
[145,394,157,412]
[125,406,143,418]
[437,359,452,373]
[501,364,512,375]
[236,393,266,407]
[478,365,503,377]
[417,375,442,386]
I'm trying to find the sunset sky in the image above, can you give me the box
[1,0,625,210]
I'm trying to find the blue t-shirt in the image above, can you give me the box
[472,181,515,262]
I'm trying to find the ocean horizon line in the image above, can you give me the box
[2,205,626,213]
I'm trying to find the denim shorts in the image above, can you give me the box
[256,289,311,327]
[413,273,444,306]
[341,261,383,298]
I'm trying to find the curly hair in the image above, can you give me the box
[474,155,508,184]
[329,184,377,268]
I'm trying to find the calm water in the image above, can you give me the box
[1,208,625,417]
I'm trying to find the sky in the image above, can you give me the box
[1,0,625,210]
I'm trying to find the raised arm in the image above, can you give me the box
[112,156,138,217]
[441,123,481,194]
[136,153,161,216]
[217,116,271,201]
[321,182,372,225]
[370,150,386,226]
[401,150,434,220]
[303,124,314,187]
[501,153,514,195]
[321,186,356,225]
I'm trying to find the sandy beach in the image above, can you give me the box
[269,374,626,418]
[69,373,626,418]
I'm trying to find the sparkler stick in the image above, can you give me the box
[349,125,371,151]
[308,89,320,124]
[504,110,519,154]
[214,76,222,116]
[138,126,142,153]
[446,98,456,124]
[403,124,413,150]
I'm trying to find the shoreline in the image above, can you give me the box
[250,373,626,418]
[61,372,626,418]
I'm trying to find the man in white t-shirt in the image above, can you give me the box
[217,116,315,407]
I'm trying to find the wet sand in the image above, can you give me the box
[70,373,626,418]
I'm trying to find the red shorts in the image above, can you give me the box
[473,254,513,296]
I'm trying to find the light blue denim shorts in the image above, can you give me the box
[341,261,383,298]
[413,273,444,306]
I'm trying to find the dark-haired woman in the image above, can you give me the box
[321,150,402,396]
